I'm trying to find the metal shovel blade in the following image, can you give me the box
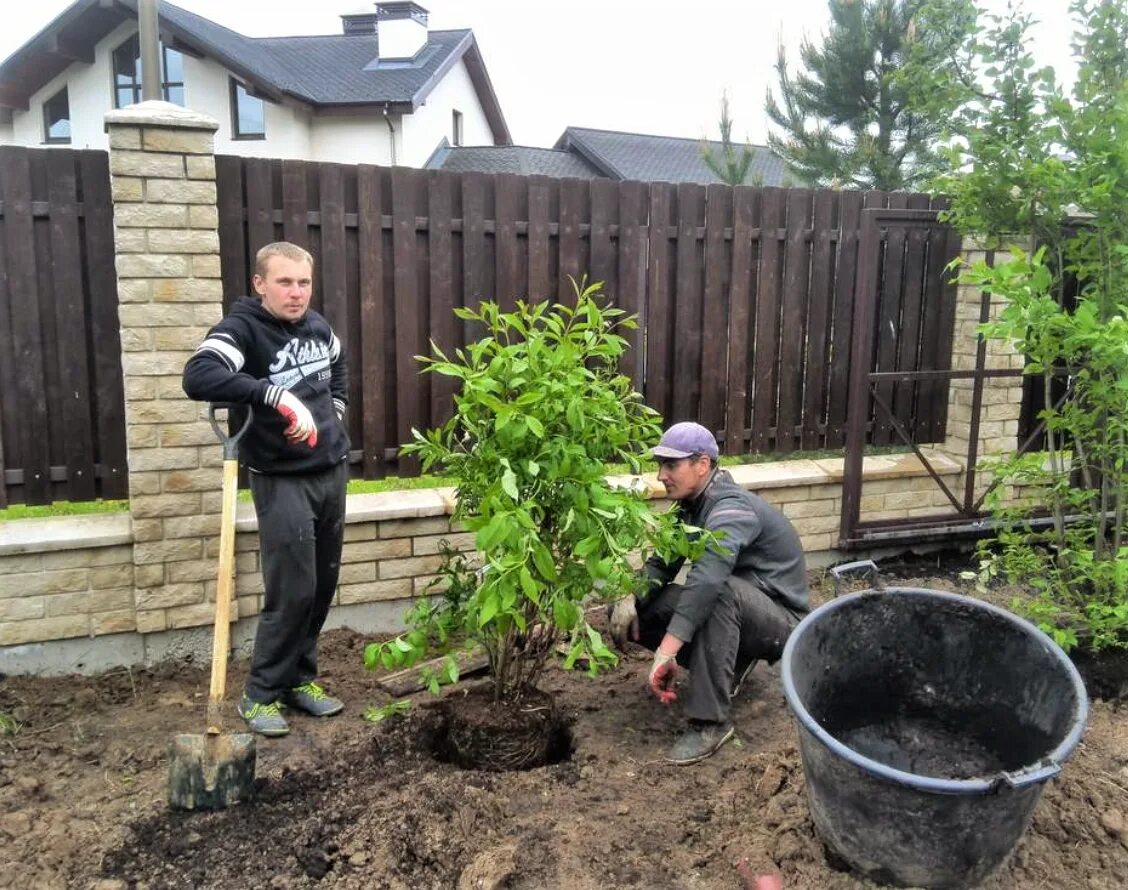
[168,732,257,811]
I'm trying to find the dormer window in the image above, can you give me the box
[43,87,71,144]
[112,35,185,108]
[452,109,463,146]
[231,79,266,140]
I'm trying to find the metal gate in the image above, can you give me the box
[837,208,1029,548]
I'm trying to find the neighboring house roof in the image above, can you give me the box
[0,0,511,143]
[555,126,793,186]
[426,143,604,178]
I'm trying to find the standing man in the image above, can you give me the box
[183,242,350,737]
[609,422,809,764]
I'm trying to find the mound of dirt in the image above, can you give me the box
[0,559,1125,889]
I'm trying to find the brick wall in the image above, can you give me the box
[0,453,964,652]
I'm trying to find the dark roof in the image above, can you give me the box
[0,0,510,143]
[427,144,605,178]
[555,126,794,186]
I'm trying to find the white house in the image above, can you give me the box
[0,0,511,167]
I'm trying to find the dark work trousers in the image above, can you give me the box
[245,460,348,703]
[636,577,802,723]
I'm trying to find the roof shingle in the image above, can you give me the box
[557,127,795,186]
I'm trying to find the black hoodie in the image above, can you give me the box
[182,296,349,474]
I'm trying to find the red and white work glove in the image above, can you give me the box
[275,390,318,448]
[648,648,679,704]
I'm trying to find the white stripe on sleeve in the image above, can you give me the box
[195,337,245,371]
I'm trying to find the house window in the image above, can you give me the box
[230,80,265,139]
[112,35,185,108]
[452,109,463,146]
[42,87,71,144]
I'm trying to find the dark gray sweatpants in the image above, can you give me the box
[245,460,347,704]
[636,577,802,723]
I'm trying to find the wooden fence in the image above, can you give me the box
[215,157,960,478]
[0,147,127,506]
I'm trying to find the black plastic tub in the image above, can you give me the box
[781,587,1088,889]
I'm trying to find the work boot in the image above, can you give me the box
[665,721,735,765]
[238,694,289,737]
[732,656,756,698]
[282,681,344,717]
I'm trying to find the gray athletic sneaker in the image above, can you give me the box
[666,721,735,765]
[237,694,289,737]
[282,682,344,717]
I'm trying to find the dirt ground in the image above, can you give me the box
[1,554,1126,890]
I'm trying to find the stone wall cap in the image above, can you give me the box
[104,101,219,132]
[234,489,450,533]
[0,513,131,556]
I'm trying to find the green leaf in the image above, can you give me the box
[502,469,519,501]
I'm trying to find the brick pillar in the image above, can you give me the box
[104,101,229,636]
[944,237,1028,500]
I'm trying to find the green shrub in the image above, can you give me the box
[364,280,708,701]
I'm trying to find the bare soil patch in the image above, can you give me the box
[1,555,1126,889]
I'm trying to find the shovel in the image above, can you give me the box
[168,404,257,811]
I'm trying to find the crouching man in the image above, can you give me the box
[610,422,810,764]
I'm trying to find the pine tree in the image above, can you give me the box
[765,0,962,190]
[701,93,761,186]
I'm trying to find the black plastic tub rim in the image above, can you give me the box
[780,586,1089,796]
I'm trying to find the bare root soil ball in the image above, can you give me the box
[429,684,573,771]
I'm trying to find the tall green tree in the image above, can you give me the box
[909,0,1128,654]
[701,93,761,186]
[765,0,966,189]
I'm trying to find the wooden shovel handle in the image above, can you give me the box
[206,457,240,734]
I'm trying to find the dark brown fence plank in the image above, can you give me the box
[1,148,50,503]
[79,150,127,499]
[0,173,12,506]
[724,186,757,455]
[700,183,730,436]
[590,178,617,301]
[929,214,962,442]
[392,167,422,475]
[461,171,489,343]
[428,170,457,428]
[357,164,387,478]
[645,182,675,420]
[527,175,551,302]
[47,150,96,501]
[319,164,348,343]
[776,189,812,454]
[215,155,247,303]
[30,150,65,497]
[244,157,275,269]
[494,172,521,310]
[826,190,864,447]
[895,193,932,439]
[281,159,309,248]
[672,182,704,421]
[802,189,838,450]
[616,180,646,384]
[874,192,909,444]
[558,177,584,303]
[751,188,785,452]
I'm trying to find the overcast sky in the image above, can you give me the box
[1,0,1078,148]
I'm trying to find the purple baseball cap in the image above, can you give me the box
[652,422,719,460]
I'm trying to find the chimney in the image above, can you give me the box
[340,7,378,36]
[376,2,429,60]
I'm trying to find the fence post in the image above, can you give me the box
[104,101,227,636]
[943,237,1027,503]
